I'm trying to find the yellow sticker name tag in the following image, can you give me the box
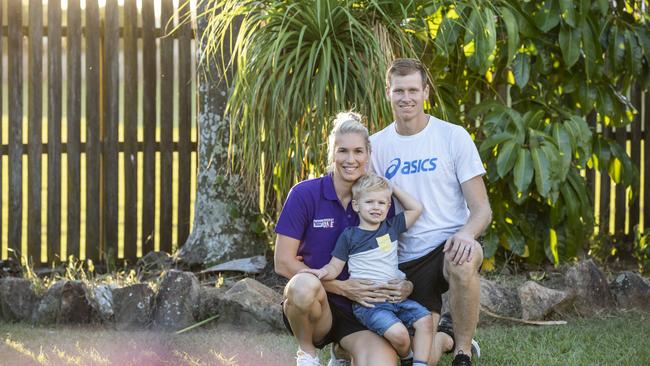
[376,234,393,252]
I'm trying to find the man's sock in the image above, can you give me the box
[412,361,427,366]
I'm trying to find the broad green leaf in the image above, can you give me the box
[559,0,576,27]
[581,18,599,81]
[499,7,519,65]
[552,123,572,181]
[559,25,581,68]
[504,223,526,256]
[497,140,520,178]
[479,132,513,154]
[534,0,561,32]
[523,109,546,130]
[513,148,534,193]
[531,144,551,197]
[512,53,531,89]
[482,229,499,258]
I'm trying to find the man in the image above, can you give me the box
[370,58,492,366]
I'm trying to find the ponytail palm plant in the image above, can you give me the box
[199,0,423,213]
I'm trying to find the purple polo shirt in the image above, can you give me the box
[275,174,359,312]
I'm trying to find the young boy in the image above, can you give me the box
[300,173,433,366]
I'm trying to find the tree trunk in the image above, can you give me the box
[177,6,263,267]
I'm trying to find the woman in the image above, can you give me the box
[274,112,410,366]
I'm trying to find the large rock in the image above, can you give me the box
[60,281,97,323]
[113,284,155,330]
[479,278,521,318]
[31,281,66,324]
[0,258,21,278]
[153,270,200,330]
[0,277,38,321]
[197,286,227,321]
[93,284,115,322]
[518,281,573,320]
[565,259,616,315]
[609,271,650,311]
[220,278,283,331]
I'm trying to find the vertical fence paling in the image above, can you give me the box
[177,9,192,247]
[123,0,138,263]
[159,0,174,253]
[630,88,642,234]
[141,0,156,255]
[86,0,101,262]
[47,0,62,262]
[67,0,82,259]
[28,0,43,262]
[103,0,119,260]
[639,91,650,233]
[615,125,627,235]
[8,0,22,255]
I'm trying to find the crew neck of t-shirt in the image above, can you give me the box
[392,115,435,140]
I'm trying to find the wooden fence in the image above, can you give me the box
[0,0,197,265]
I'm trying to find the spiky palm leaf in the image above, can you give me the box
[198,0,421,213]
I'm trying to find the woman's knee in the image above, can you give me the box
[342,330,396,366]
[383,324,410,352]
[284,273,325,310]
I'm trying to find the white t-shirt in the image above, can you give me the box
[370,116,486,263]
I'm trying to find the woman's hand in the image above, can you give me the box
[298,268,327,279]
[377,279,413,303]
[325,278,387,308]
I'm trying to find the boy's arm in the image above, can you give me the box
[299,257,346,280]
[391,184,423,229]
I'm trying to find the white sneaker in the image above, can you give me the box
[296,349,321,366]
[327,344,351,366]
[471,339,481,359]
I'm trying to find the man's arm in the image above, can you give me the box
[443,175,492,265]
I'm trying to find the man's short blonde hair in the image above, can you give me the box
[352,173,392,200]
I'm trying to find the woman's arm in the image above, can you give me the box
[299,257,346,280]
[274,234,310,278]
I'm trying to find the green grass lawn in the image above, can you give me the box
[1,312,648,365]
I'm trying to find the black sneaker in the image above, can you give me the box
[438,312,481,359]
[451,352,472,366]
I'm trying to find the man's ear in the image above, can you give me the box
[385,85,391,100]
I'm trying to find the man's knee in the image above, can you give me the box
[284,273,324,310]
[444,251,482,285]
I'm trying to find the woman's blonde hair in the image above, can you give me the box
[327,112,371,172]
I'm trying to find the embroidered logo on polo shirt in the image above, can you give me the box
[313,218,335,228]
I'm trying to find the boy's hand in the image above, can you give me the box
[298,268,327,279]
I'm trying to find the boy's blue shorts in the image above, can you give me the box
[353,299,430,337]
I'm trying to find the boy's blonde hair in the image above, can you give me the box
[352,173,392,200]
[327,112,371,172]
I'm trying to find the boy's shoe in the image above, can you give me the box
[438,312,481,359]
[400,358,413,366]
[451,352,472,366]
[327,344,351,366]
[296,349,321,366]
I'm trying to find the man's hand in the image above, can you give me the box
[377,279,413,303]
[443,232,480,265]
